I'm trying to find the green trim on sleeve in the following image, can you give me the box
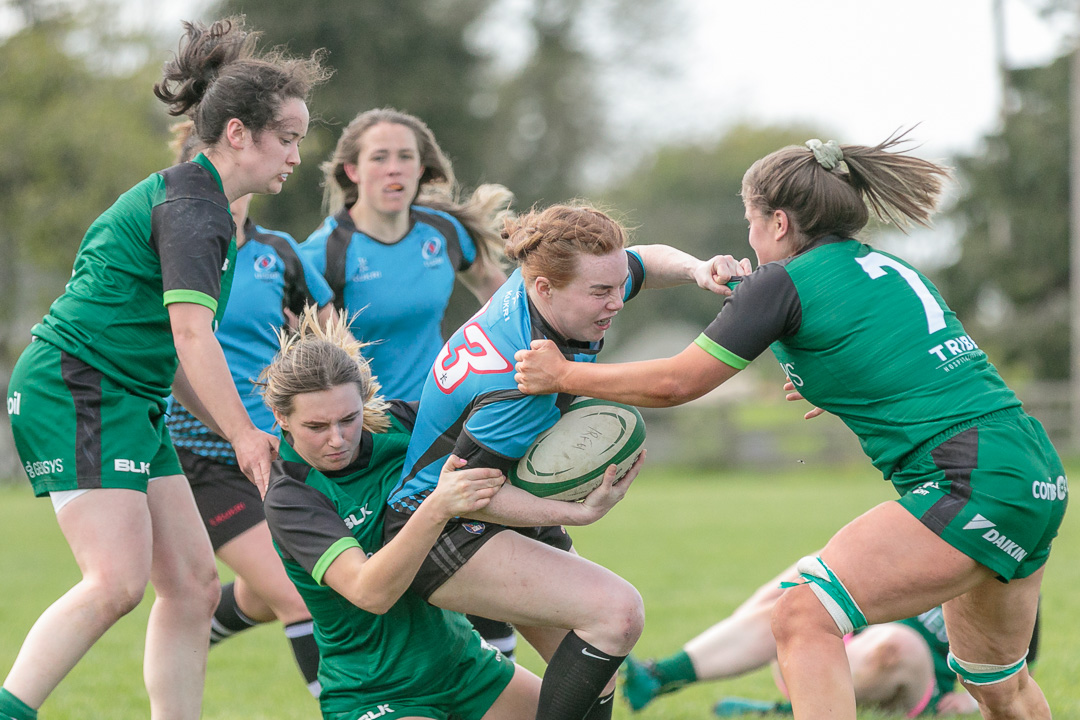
[312,536,362,586]
[694,333,750,370]
[163,289,218,313]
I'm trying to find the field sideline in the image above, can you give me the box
[1,460,1077,719]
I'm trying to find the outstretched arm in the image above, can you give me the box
[170,302,279,492]
[322,456,503,614]
[634,245,752,295]
[515,340,739,407]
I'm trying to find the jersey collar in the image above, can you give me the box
[526,294,602,359]
[191,152,225,194]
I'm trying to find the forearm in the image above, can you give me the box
[555,357,702,408]
[634,244,705,289]
[463,483,600,526]
[173,328,256,442]
[343,501,451,612]
[171,363,226,437]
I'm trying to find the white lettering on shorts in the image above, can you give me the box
[981,528,1028,562]
[963,513,995,530]
[114,459,150,475]
[357,704,395,720]
[24,458,64,479]
[1031,475,1068,502]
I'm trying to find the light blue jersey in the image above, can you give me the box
[166,220,334,462]
[390,251,645,512]
[302,206,478,402]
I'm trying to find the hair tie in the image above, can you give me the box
[805,139,846,172]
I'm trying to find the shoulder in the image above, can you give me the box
[303,213,344,247]
[411,206,469,241]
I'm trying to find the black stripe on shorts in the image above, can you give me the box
[60,351,104,488]
[922,427,979,535]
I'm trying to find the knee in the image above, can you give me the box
[598,581,645,650]
[87,575,147,621]
[771,585,837,648]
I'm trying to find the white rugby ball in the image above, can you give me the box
[509,398,646,501]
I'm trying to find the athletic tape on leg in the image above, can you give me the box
[947,651,1027,686]
[781,556,867,635]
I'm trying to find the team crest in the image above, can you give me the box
[253,253,281,279]
[462,522,486,535]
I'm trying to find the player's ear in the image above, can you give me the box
[773,209,790,239]
[343,162,360,184]
[274,409,290,433]
[534,276,553,299]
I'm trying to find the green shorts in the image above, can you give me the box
[8,339,183,497]
[893,408,1067,580]
[323,637,514,720]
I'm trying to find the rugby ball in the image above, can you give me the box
[509,398,646,501]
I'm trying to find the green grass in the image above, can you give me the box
[1,461,1078,719]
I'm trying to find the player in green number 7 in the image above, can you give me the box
[514,132,1065,720]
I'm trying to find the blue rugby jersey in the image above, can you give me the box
[390,251,644,512]
[166,220,334,462]
[301,205,478,402]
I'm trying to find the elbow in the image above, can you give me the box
[350,590,395,615]
[650,375,699,407]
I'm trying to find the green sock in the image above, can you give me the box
[0,688,37,720]
[653,650,698,692]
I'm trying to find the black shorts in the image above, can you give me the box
[177,447,265,550]
[383,507,574,600]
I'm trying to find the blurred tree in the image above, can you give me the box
[936,53,1070,379]
[0,3,169,361]
[597,123,824,335]
[0,1,168,478]
[209,0,502,240]
[209,0,673,234]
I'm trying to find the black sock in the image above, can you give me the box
[584,691,616,720]
[466,614,518,662]
[285,620,322,697]
[209,581,259,645]
[536,631,625,720]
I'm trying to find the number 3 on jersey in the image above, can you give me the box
[433,323,511,393]
[856,252,945,334]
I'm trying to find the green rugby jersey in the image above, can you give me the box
[696,237,1020,478]
[263,401,485,715]
[33,153,236,403]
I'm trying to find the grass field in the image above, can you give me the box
[1,459,1077,719]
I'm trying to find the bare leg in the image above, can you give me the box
[217,521,311,625]
[685,563,799,679]
[2,489,153,708]
[944,568,1049,720]
[480,664,542,720]
[772,502,993,720]
[143,475,220,720]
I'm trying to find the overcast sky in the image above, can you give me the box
[617,0,1075,159]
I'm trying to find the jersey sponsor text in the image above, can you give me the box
[357,704,394,719]
[7,391,21,416]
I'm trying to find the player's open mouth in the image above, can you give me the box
[596,317,613,330]
[386,183,405,193]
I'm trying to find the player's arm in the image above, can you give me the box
[633,244,752,295]
[322,456,503,614]
[171,361,225,437]
[169,302,278,492]
[465,453,644,527]
[515,340,739,408]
